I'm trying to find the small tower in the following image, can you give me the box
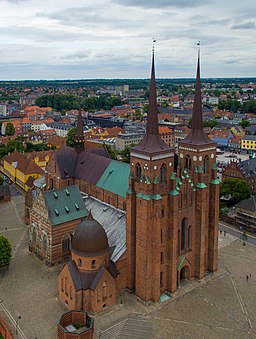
[75,109,85,154]
[126,45,175,302]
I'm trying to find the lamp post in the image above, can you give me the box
[16,315,21,335]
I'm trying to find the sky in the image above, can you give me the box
[0,0,256,80]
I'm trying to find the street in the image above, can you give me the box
[219,222,256,245]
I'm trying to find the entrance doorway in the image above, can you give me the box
[178,265,190,288]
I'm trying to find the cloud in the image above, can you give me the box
[112,0,208,8]
[231,21,256,30]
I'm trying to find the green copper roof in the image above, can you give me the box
[136,193,162,201]
[183,169,187,174]
[198,166,203,173]
[177,256,186,271]
[145,176,151,185]
[211,178,220,185]
[196,182,207,189]
[181,175,185,179]
[169,189,179,196]
[97,160,130,198]
[170,172,176,180]
[44,185,88,226]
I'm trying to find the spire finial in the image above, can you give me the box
[197,41,200,58]
[152,38,156,54]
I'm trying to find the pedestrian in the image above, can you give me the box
[224,230,226,236]
[220,230,222,235]
[246,275,249,282]
[250,273,251,278]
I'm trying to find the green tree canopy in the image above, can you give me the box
[0,235,12,268]
[66,127,76,147]
[5,122,15,136]
[220,178,251,205]
[239,119,250,128]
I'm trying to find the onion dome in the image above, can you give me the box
[71,211,109,254]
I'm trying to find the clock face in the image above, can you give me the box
[193,156,197,161]
[180,154,184,158]
[199,156,202,161]
[131,162,134,166]
[211,153,214,159]
[169,162,172,167]
[154,165,157,170]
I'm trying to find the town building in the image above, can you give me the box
[235,196,256,233]
[1,151,44,191]
[241,135,256,151]
[222,158,256,192]
[26,48,219,310]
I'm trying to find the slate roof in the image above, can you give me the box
[83,195,126,262]
[75,151,111,185]
[44,185,88,225]
[67,261,117,291]
[236,196,256,212]
[96,160,130,198]
[238,158,256,177]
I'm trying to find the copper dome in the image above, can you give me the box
[71,211,109,254]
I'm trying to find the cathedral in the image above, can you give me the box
[27,47,220,311]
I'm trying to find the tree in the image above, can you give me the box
[220,178,251,205]
[0,235,12,269]
[66,127,76,147]
[5,122,15,136]
[239,120,250,128]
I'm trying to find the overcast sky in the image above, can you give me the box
[0,0,255,80]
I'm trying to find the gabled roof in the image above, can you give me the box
[67,261,117,291]
[75,151,111,185]
[96,160,130,198]
[43,184,88,225]
[236,196,256,212]
[83,195,126,262]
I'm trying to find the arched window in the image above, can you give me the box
[135,163,142,180]
[62,236,70,251]
[91,259,96,268]
[188,226,192,249]
[181,218,187,251]
[185,155,191,170]
[78,258,82,267]
[123,202,126,211]
[42,235,47,251]
[69,286,72,299]
[160,164,167,184]
[204,155,209,173]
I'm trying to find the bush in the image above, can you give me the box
[0,235,12,268]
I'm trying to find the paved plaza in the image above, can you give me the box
[0,195,256,338]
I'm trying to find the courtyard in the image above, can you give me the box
[0,195,256,338]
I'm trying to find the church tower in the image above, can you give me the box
[75,109,85,154]
[126,44,219,303]
[178,44,219,278]
[126,46,175,302]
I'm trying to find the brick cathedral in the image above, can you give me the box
[27,47,220,311]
